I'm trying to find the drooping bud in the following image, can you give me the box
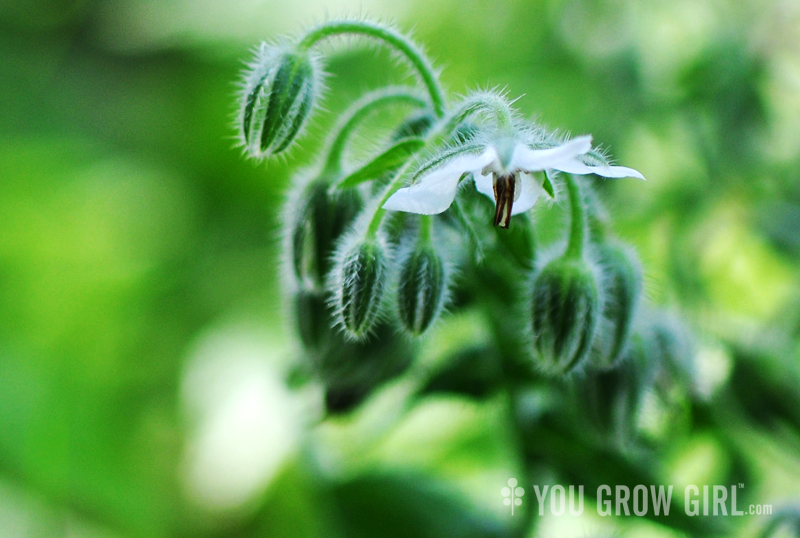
[293,289,332,351]
[315,322,414,414]
[580,330,659,443]
[333,237,388,339]
[531,256,601,374]
[651,311,696,388]
[239,44,320,158]
[397,245,447,335]
[288,176,362,289]
[591,241,643,368]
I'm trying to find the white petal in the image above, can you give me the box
[554,158,645,180]
[473,171,494,201]
[511,135,593,172]
[511,172,543,215]
[383,148,497,215]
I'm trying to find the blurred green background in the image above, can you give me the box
[2,0,800,536]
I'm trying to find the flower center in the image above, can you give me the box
[492,173,516,229]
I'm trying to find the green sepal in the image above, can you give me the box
[242,65,273,145]
[272,76,315,153]
[542,169,556,198]
[259,51,315,153]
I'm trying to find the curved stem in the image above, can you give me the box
[322,89,428,177]
[366,159,416,237]
[584,184,611,243]
[298,20,446,118]
[564,174,586,259]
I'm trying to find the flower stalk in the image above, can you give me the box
[323,89,428,178]
[298,20,446,117]
[564,173,586,259]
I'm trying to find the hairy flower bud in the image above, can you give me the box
[239,44,320,158]
[397,245,447,335]
[333,237,388,339]
[580,331,659,442]
[651,311,695,388]
[293,289,332,350]
[316,323,414,414]
[531,257,600,374]
[288,176,362,289]
[591,241,643,368]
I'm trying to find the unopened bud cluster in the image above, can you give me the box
[234,18,692,417]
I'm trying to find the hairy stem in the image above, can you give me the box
[418,215,432,245]
[564,173,586,259]
[299,20,446,117]
[323,89,427,177]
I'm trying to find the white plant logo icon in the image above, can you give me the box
[502,478,525,515]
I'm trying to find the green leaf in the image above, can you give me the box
[338,137,425,188]
[332,471,506,538]
[542,170,555,198]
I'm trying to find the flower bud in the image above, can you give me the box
[591,241,643,368]
[397,245,447,335]
[316,323,414,414]
[293,289,332,350]
[651,311,695,388]
[288,177,362,289]
[531,257,600,374]
[334,238,388,339]
[239,44,320,158]
[580,331,659,443]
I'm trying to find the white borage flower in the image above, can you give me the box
[383,135,644,228]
